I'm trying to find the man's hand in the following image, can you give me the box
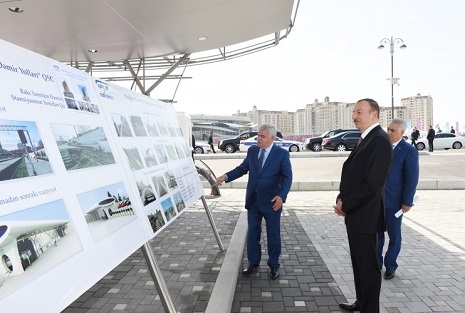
[271,196,283,211]
[216,175,226,186]
[401,204,412,214]
[333,200,346,217]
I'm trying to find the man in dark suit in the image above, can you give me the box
[216,124,292,280]
[334,99,392,313]
[378,118,419,280]
[410,127,420,146]
[427,125,435,152]
[208,131,216,153]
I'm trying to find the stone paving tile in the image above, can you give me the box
[64,187,465,313]
[292,190,465,313]
[64,198,239,313]
[231,210,344,313]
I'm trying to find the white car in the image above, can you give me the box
[239,136,303,152]
[415,132,465,150]
[194,141,212,154]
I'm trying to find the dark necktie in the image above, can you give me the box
[357,137,363,146]
[258,149,265,172]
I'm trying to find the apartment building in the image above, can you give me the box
[191,94,433,138]
[401,93,434,132]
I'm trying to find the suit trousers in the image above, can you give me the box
[347,229,381,313]
[378,209,403,271]
[246,198,281,268]
[428,140,434,151]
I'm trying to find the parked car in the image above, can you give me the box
[239,136,303,152]
[415,132,465,150]
[304,128,358,151]
[194,141,211,154]
[218,130,283,153]
[322,131,362,151]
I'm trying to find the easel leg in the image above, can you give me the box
[141,243,177,313]
[201,195,225,252]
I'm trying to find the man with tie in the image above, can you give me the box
[378,118,419,280]
[216,124,292,280]
[334,99,392,312]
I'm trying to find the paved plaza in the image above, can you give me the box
[64,151,465,313]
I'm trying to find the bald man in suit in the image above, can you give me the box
[334,99,392,313]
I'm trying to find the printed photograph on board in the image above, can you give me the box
[160,197,177,222]
[164,170,178,190]
[136,176,156,206]
[0,119,53,182]
[164,144,179,162]
[122,146,144,171]
[77,182,136,243]
[143,147,158,168]
[153,144,168,164]
[0,200,81,297]
[145,121,160,137]
[50,124,115,171]
[146,206,165,234]
[175,143,190,159]
[172,191,186,212]
[157,122,169,136]
[167,126,177,137]
[129,116,147,137]
[58,80,99,114]
[151,175,168,198]
[51,61,100,114]
[111,113,133,137]
[76,84,100,114]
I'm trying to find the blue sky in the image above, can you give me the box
[1,199,69,221]
[121,0,465,131]
[0,119,42,150]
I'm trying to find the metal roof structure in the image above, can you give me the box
[0,0,299,95]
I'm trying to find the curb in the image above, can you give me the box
[205,210,248,313]
[203,179,465,191]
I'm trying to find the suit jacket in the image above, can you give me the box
[385,139,419,210]
[337,125,392,233]
[226,144,292,210]
[427,128,435,140]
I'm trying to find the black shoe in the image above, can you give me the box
[384,269,395,280]
[339,301,360,311]
[242,263,259,274]
[269,267,279,280]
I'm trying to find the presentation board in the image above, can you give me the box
[0,39,203,311]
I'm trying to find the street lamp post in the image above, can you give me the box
[378,36,406,119]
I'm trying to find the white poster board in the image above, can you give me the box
[0,39,203,311]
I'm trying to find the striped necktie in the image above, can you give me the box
[258,149,265,172]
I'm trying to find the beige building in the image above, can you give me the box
[295,97,355,136]
[242,106,295,135]
[401,93,434,132]
[222,94,433,137]
[379,106,408,129]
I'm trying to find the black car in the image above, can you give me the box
[218,130,283,153]
[322,131,362,151]
[304,128,358,151]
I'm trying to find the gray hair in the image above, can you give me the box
[258,123,277,138]
[390,118,407,132]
